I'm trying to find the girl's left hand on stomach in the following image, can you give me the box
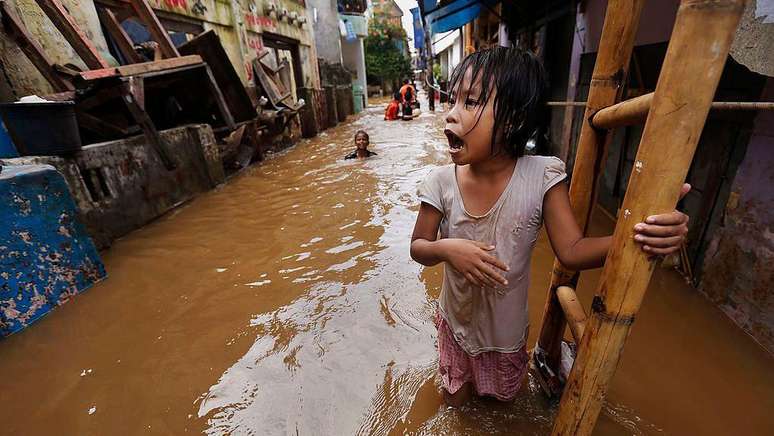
[633,183,691,255]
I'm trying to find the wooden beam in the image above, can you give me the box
[76,110,133,136]
[128,0,179,58]
[77,55,202,82]
[533,0,646,399]
[120,78,176,170]
[44,90,77,101]
[0,1,73,91]
[33,0,110,69]
[203,64,236,130]
[555,286,586,344]
[98,7,143,64]
[552,0,746,434]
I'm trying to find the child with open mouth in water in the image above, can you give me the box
[410,47,690,406]
[345,130,377,159]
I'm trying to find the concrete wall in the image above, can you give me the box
[2,124,225,249]
[582,0,678,53]
[308,0,343,64]
[341,37,365,98]
[700,79,774,354]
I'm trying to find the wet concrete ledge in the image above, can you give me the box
[2,124,225,249]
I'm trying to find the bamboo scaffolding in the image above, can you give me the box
[533,0,645,398]
[551,1,747,434]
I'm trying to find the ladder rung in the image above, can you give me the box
[588,93,774,129]
[591,93,653,129]
[556,286,587,343]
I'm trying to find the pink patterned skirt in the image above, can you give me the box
[436,312,529,401]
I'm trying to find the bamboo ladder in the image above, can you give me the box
[526,0,749,434]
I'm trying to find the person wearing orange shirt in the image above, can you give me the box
[384,92,400,120]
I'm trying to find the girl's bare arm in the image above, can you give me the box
[542,182,690,271]
[411,203,508,288]
[410,203,446,266]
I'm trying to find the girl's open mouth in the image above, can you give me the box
[445,129,465,152]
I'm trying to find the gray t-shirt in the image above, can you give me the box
[417,156,567,355]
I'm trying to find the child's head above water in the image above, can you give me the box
[445,47,547,162]
[354,130,370,150]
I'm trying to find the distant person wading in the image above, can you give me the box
[399,79,416,121]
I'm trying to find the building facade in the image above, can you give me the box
[0,0,321,100]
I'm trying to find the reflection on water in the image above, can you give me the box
[0,96,772,436]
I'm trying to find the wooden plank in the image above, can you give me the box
[76,110,133,136]
[203,64,236,130]
[120,78,176,170]
[128,0,179,58]
[178,30,256,122]
[552,0,746,434]
[127,75,144,109]
[252,58,292,109]
[0,1,73,91]
[98,7,143,64]
[44,90,77,101]
[33,0,110,69]
[77,55,202,81]
[533,0,646,399]
[77,86,125,109]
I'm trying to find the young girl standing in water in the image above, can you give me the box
[410,48,690,406]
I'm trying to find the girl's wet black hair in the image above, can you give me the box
[447,47,547,159]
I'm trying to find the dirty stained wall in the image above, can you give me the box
[700,79,774,355]
[150,0,320,88]
[0,0,114,99]
[730,0,774,77]
[0,0,320,99]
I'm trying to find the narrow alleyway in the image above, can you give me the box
[0,94,772,435]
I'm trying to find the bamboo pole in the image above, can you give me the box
[533,0,645,397]
[556,286,586,343]
[552,1,746,434]
[591,92,652,128]
[590,92,774,128]
[550,99,774,112]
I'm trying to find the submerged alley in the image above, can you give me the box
[1,101,773,435]
[1,0,774,435]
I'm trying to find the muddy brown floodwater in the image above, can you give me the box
[1,95,773,435]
